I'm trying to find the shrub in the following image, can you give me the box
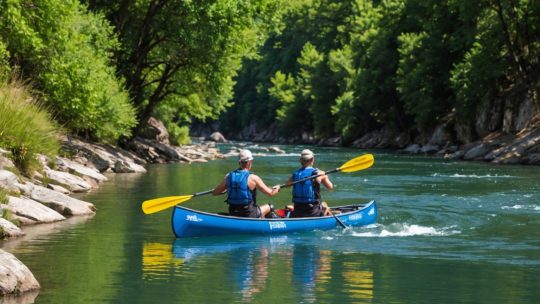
[0,80,60,175]
[168,124,191,145]
[0,0,136,142]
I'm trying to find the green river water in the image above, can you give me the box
[1,144,539,303]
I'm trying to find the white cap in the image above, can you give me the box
[300,149,314,160]
[239,149,253,162]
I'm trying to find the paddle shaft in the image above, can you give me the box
[332,212,347,228]
[278,168,339,188]
[194,189,214,197]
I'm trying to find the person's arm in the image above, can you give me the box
[317,171,333,191]
[251,175,280,196]
[212,175,228,195]
[285,176,293,187]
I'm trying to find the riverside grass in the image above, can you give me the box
[0,81,60,175]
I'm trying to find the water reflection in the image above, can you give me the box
[142,235,374,303]
[0,214,95,252]
[0,290,39,304]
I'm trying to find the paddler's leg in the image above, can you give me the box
[321,201,331,216]
[258,204,271,218]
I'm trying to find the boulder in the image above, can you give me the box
[6,196,66,225]
[352,127,411,149]
[0,218,25,238]
[0,170,18,191]
[320,137,342,147]
[444,150,465,160]
[114,160,147,173]
[0,249,40,295]
[464,143,490,160]
[61,136,147,172]
[207,132,227,143]
[46,183,70,194]
[268,146,285,154]
[142,117,170,145]
[18,183,96,216]
[403,144,421,154]
[45,169,93,192]
[420,144,440,154]
[55,157,108,183]
[135,137,181,161]
[0,152,15,170]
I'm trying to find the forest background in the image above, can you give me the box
[1,0,539,172]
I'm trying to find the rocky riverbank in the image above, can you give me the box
[204,111,540,166]
[0,122,223,297]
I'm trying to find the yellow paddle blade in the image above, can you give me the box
[338,154,374,173]
[142,195,194,215]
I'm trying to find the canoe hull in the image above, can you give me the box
[171,200,377,238]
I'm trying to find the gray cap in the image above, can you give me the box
[300,149,314,160]
[239,149,253,162]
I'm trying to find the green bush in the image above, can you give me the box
[0,81,60,175]
[0,0,136,142]
[168,124,191,145]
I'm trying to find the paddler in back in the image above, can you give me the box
[286,149,333,217]
[212,149,281,218]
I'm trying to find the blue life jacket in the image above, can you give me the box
[292,167,320,204]
[226,169,255,205]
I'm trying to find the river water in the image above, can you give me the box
[1,144,539,303]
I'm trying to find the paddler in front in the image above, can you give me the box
[286,149,333,217]
[212,149,281,218]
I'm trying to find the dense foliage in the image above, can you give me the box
[86,0,282,143]
[1,0,538,148]
[0,0,136,142]
[223,0,540,143]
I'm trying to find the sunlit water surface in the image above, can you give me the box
[2,144,539,303]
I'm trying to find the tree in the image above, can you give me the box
[87,0,282,138]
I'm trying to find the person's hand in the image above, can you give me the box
[272,185,281,192]
[318,170,326,176]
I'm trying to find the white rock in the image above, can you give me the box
[45,169,93,192]
[0,249,40,295]
[0,218,25,237]
[114,160,147,173]
[22,184,96,216]
[0,170,18,191]
[46,183,70,194]
[55,157,108,183]
[0,154,15,170]
[268,146,285,153]
[6,196,65,225]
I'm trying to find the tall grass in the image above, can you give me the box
[0,80,61,175]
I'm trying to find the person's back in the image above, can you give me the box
[212,149,280,218]
[288,149,333,217]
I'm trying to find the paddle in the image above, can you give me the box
[279,153,375,228]
[277,153,374,188]
[142,189,213,215]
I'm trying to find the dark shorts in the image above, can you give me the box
[228,203,261,218]
[291,203,323,218]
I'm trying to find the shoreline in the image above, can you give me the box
[0,135,223,297]
[207,112,540,166]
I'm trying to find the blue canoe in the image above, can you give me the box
[171,200,377,238]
